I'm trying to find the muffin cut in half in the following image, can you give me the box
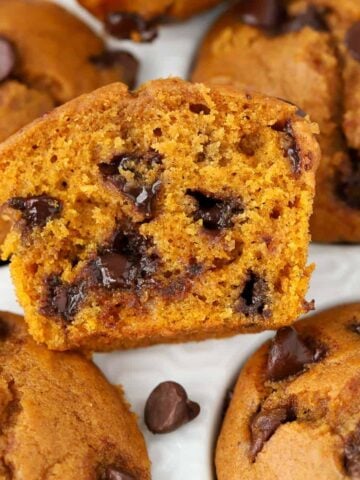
[0,78,319,351]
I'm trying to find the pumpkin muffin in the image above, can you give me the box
[192,0,360,242]
[216,303,360,480]
[0,78,319,351]
[0,311,150,479]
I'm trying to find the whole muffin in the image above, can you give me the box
[0,311,150,479]
[0,78,319,351]
[192,0,360,242]
[216,303,360,480]
[0,0,138,143]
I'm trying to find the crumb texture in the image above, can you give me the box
[0,78,318,351]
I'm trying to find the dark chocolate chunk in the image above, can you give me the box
[88,228,158,290]
[281,6,328,34]
[99,152,163,218]
[105,12,158,42]
[8,195,62,228]
[0,318,10,340]
[250,403,296,460]
[267,326,321,381]
[0,37,16,82]
[235,0,286,31]
[236,271,270,317]
[272,120,302,175]
[101,467,135,480]
[0,260,9,267]
[89,50,139,88]
[186,190,243,230]
[345,22,360,62]
[336,149,360,209]
[144,381,200,434]
[189,103,211,115]
[344,425,360,477]
[41,275,86,323]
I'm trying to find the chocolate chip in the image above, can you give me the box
[89,50,139,88]
[0,318,10,340]
[189,103,211,115]
[0,37,16,82]
[345,22,360,62]
[101,467,135,480]
[236,271,270,317]
[99,152,163,218]
[88,228,158,290]
[344,425,360,477]
[0,260,9,267]
[105,12,158,42]
[236,0,286,31]
[281,6,328,34]
[349,323,360,335]
[8,195,62,228]
[336,149,360,209]
[144,381,200,434]
[250,403,296,460]
[41,275,86,323]
[186,190,243,230]
[271,120,302,175]
[267,326,322,381]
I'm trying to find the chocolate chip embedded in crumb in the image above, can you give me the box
[101,467,135,480]
[0,37,16,82]
[250,403,296,461]
[144,381,200,434]
[267,326,323,381]
[349,322,360,335]
[89,50,139,88]
[271,120,302,175]
[41,275,86,323]
[281,6,328,34]
[186,190,243,230]
[105,12,158,42]
[235,0,286,31]
[236,271,270,318]
[88,252,133,289]
[344,425,360,477]
[345,22,360,62]
[8,195,62,228]
[189,103,211,115]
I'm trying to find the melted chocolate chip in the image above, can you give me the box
[336,149,360,209]
[344,425,360,477]
[267,326,323,381]
[88,228,158,290]
[89,50,139,88]
[41,275,86,323]
[281,6,328,34]
[99,152,163,218]
[189,103,211,115]
[236,0,286,31]
[187,190,243,230]
[345,22,360,62]
[145,381,200,434]
[272,120,302,175]
[101,467,135,480]
[8,195,62,228]
[349,323,360,335]
[236,271,270,317]
[105,12,158,42]
[0,37,16,82]
[250,403,296,460]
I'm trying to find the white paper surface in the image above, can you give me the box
[1,2,360,478]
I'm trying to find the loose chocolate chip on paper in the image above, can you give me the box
[105,12,158,42]
[101,467,135,480]
[345,22,360,62]
[250,403,296,460]
[0,37,16,82]
[145,381,200,434]
[267,326,321,381]
[8,195,62,228]
[236,0,286,31]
